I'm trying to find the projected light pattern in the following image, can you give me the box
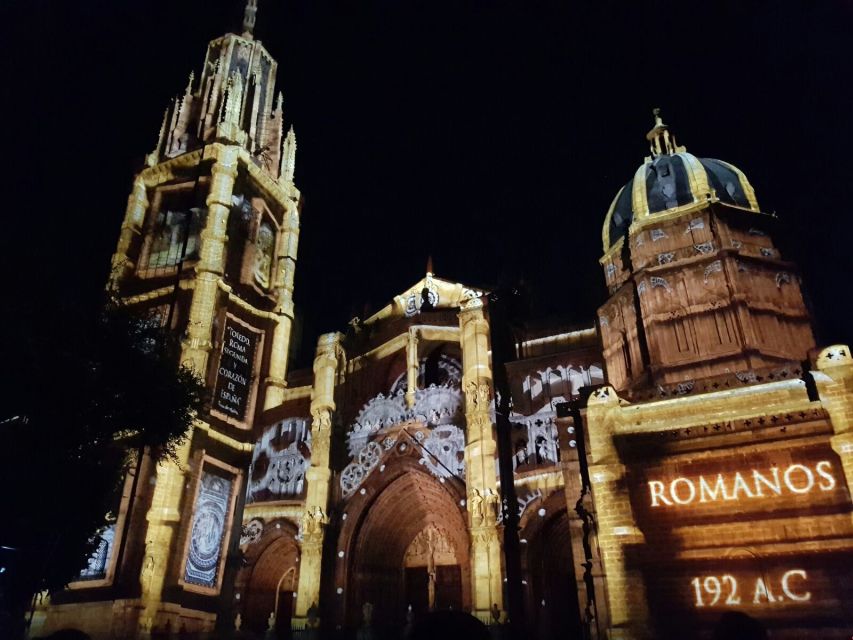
[79,524,115,580]
[184,471,233,588]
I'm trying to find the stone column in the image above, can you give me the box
[139,438,193,634]
[405,329,420,408]
[459,303,504,622]
[264,203,300,409]
[585,387,649,640]
[109,176,148,288]
[814,345,853,514]
[293,332,343,630]
[182,145,239,374]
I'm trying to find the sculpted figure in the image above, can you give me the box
[465,381,478,413]
[484,488,500,522]
[470,489,484,525]
[476,383,490,409]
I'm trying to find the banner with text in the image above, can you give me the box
[212,317,263,425]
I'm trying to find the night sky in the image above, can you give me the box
[3,0,852,368]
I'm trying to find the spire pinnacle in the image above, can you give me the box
[242,0,258,39]
[279,125,297,184]
[645,107,684,156]
[426,255,434,277]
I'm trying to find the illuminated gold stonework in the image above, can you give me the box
[39,6,303,637]
[36,11,853,638]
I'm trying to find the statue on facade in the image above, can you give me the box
[469,489,485,526]
[484,488,500,523]
[303,506,328,538]
[477,384,490,409]
[427,544,437,611]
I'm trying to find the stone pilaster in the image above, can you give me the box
[459,304,504,622]
[264,203,300,409]
[182,145,239,375]
[138,438,194,634]
[585,387,649,640]
[814,345,853,518]
[293,332,344,629]
[405,329,419,409]
[109,176,148,288]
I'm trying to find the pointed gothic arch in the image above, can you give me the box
[332,453,470,633]
[519,491,583,639]
[236,518,301,635]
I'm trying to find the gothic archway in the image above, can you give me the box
[520,494,583,639]
[237,519,301,636]
[334,455,470,633]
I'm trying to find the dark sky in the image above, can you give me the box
[3,0,852,367]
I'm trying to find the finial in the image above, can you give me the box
[223,72,244,126]
[243,0,258,38]
[184,71,195,96]
[147,107,170,166]
[279,125,297,184]
[426,255,434,277]
[276,91,284,113]
[645,107,683,157]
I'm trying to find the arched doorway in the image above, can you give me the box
[238,521,300,637]
[522,502,583,639]
[337,459,470,634]
[525,504,582,640]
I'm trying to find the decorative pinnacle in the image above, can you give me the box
[426,255,434,277]
[242,0,258,38]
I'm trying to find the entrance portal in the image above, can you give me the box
[240,531,300,636]
[341,465,470,633]
[525,508,582,639]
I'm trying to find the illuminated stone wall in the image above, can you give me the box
[40,7,304,638]
[585,353,853,639]
[232,274,607,636]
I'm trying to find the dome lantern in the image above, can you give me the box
[602,110,761,253]
[646,108,685,157]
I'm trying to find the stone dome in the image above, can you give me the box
[602,111,760,252]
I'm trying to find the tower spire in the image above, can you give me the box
[242,0,258,39]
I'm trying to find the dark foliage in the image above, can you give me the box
[0,298,206,636]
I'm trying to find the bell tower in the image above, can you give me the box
[42,3,302,637]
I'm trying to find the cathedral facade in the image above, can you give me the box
[37,5,853,640]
